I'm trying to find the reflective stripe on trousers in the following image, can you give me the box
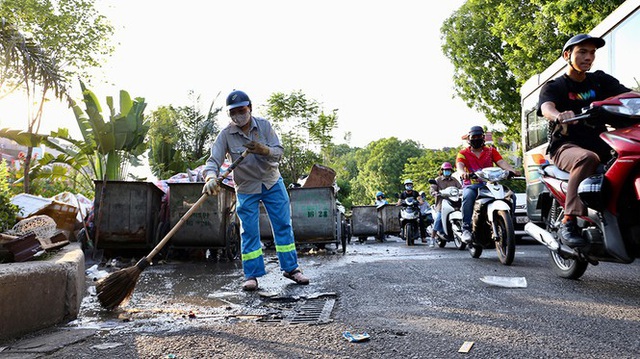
[237,178,299,279]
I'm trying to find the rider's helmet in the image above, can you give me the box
[468,126,485,149]
[226,90,252,111]
[376,191,384,198]
[441,161,453,178]
[562,34,605,55]
[403,179,413,191]
[419,191,426,199]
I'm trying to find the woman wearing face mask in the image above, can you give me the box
[202,90,309,291]
[456,126,520,244]
[429,162,461,242]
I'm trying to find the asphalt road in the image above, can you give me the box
[2,237,640,358]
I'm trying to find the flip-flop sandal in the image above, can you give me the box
[242,278,258,291]
[283,269,309,285]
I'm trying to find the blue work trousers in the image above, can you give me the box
[236,178,299,279]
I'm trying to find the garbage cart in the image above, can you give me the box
[350,205,381,243]
[93,180,164,251]
[288,186,347,253]
[163,182,240,260]
[378,204,401,236]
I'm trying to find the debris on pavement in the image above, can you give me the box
[480,276,527,288]
[342,331,370,342]
[458,341,475,353]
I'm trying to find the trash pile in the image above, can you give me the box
[0,191,92,263]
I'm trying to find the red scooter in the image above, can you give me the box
[525,93,640,279]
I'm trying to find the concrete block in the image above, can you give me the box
[0,243,85,341]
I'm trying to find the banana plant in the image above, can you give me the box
[71,80,149,181]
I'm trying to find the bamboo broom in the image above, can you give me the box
[96,150,249,310]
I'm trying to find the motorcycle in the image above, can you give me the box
[399,196,422,246]
[525,93,640,279]
[467,167,517,265]
[428,181,465,250]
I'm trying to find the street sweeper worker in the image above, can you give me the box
[201,89,309,291]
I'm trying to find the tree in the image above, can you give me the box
[0,0,114,193]
[148,92,221,179]
[350,137,423,205]
[264,90,326,185]
[441,0,625,140]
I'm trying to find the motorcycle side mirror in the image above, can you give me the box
[428,179,437,185]
[394,193,400,199]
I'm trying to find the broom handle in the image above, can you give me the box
[145,150,249,261]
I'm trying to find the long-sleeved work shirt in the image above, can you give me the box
[202,116,284,194]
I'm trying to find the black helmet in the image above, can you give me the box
[226,90,251,110]
[469,126,484,136]
[562,34,605,54]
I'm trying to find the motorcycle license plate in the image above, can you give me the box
[516,216,529,224]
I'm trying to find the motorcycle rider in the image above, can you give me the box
[429,162,462,240]
[396,179,427,242]
[375,191,388,207]
[419,191,435,247]
[456,126,520,244]
[538,34,640,248]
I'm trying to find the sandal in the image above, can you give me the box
[283,268,310,285]
[242,277,258,291]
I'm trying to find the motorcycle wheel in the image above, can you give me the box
[468,243,483,258]
[494,210,515,265]
[437,238,447,248]
[405,224,415,246]
[546,199,589,279]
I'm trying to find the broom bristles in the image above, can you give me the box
[96,263,144,310]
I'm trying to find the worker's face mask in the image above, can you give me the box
[405,184,413,190]
[231,111,251,127]
[443,170,452,177]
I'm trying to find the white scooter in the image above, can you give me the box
[429,180,465,250]
[467,167,517,265]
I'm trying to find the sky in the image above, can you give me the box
[0,0,488,151]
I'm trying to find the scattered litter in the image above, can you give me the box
[458,341,474,353]
[164,354,177,359]
[258,291,279,298]
[480,276,527,288]
[342,331,370,342]
[85,264,109,281]
[303,292,338,299]
[92,342,124,350]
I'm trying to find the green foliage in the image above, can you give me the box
[264,91,327,185]
[441,0,625,142]
[0,161,19,232]
[148,92,220,179]
[349,137,423,205]
[0,0,114,84]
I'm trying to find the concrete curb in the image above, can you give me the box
[0,243,85,342]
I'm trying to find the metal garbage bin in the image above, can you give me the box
[350,205,380,243]
[93,180,164,251]
[164,182,240,260]
[288,186,347,253]
[378,204,401,236]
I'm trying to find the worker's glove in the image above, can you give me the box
[243,141,270,156]
[202,175,220,196]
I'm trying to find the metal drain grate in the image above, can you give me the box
[286,298,335,324]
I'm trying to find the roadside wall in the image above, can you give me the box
[0,243,85,341]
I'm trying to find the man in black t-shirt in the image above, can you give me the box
[538,34,639,248]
